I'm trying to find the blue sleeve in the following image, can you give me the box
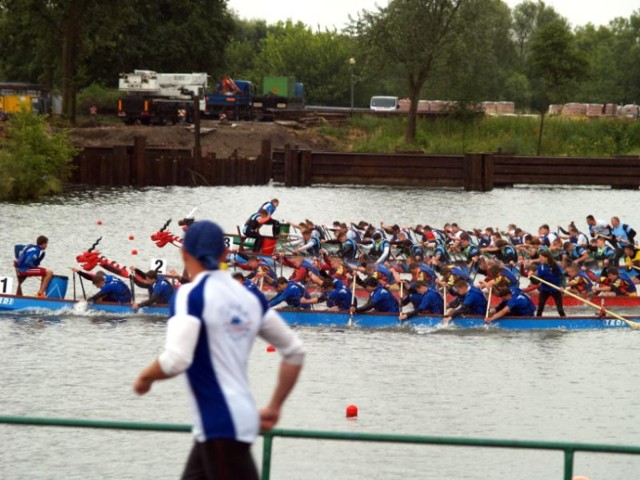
[269,292,286,307]
[249,288,269,314]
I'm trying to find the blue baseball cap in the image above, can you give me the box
[183,220,225,270]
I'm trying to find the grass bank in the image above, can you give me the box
[318,115,640,156]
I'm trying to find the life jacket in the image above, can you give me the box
[243,213,262,233]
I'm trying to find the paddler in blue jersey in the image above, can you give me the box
[350,276,399,314]
[269,277,310,309]
[399,280,444,320]
[443,278,488,323]
[87,271,132,304]
[301,278,353,311]
[485,286,535,323]
[132,270,174,311]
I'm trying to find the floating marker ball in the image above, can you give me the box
[346,404,358,418]
[129,235,135,240]
[97,220,103,225]
[266,345,276,353]
[131,249,138,255]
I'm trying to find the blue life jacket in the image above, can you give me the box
[269,281,309,309]
[326,284,352,310]
[536,264,564,292]
[100,275,132,304]
[151,275,174,303]
[370,286,399,313]
[417,289,444,314]
[506,292,536,316]
[461,286,488,315]
[16,244,45,272]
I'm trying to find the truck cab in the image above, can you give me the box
[370,96,399,111]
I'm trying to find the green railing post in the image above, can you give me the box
[261,431,274,480]
[563,449,574,480]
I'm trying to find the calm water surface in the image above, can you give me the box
[1,185,639,479]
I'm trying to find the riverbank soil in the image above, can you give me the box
[67,120,336,158]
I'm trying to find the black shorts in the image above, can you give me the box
[181,438,259,480]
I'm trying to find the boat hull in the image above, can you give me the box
[0,294,634,330]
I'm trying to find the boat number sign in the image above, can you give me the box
[224,236,233,249]
[0,276,13,294]
[150,259,167,274]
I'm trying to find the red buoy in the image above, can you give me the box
[346,404,358,418]
[266,345,276,353]
[128,235,135,240]
[131,249,138,255]
[97,220,103,225]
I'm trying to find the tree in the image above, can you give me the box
[527,19,587,154]
[0,111,77,200]
[355,0,466,143]
[425,0,517,104]
[250,21,356,105]
[512,0,562,67]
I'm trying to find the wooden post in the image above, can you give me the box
[284,145,293,186]
[463,153,483,191]
[300,149,312,186]
[483,154,494,192]
[193,95,201,163]
[260,139,272,184]
[134,136,146,187]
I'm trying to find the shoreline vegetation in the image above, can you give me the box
[318,115,640,157]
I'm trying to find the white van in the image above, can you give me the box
[370,96,399,111]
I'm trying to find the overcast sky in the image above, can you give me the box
[227,0,638,30]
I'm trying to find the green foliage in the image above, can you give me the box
[249,21,357,105]
[76,84,120,113]
[527,19,588,110]
[0,111,78,200]
[338,115,640,156]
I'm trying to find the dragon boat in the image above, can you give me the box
[0,293,636,331]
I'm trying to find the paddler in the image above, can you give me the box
[484,286,535,323]
[242,209,271,252]
[443,278,488,324]
[301,278,352,311]
[349,276,399,314]
[399,280,444,320]
[132,270,174,311]
[622,242,640,284]
[269,277,310,309]
[592,267,637,297]
[82,270,132,304]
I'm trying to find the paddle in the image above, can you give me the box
[484,287,492,321]
[348,273,357,327]
[398,280,404,320]
[530,274,640,329]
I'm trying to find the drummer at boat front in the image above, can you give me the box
[15,235,53,297]
[484,287,535,323]
[443,279,487,324]
[132,270,174,311]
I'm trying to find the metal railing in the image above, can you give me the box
[2,415,640,480]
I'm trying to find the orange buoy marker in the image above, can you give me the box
[128,235,135,240]
[131,249,138,255]
[97,220,103,225]
[266,345,276,353]
[346,404,358,418]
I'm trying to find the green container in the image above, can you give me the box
[262,76,296,97]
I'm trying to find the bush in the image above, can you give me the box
[0,111,78,200]
[77,83,121,115]
[341,115,640,156]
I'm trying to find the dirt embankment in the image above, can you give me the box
[68,120,337,158]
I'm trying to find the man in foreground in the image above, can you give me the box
[134,220,305,480]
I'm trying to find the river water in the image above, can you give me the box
[1,185,640,479]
